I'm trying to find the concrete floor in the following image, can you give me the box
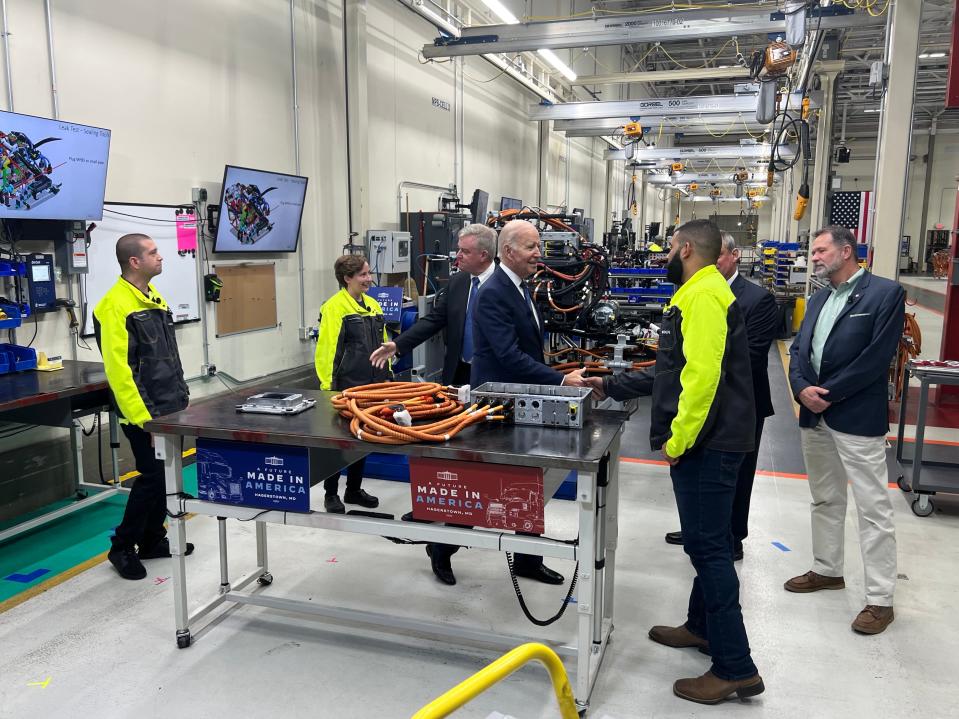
[2,457,959,718]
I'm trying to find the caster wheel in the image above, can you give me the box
[176,631,191,649]
[257,573,273,586]
[577,709,588,718]
[896,475,910,492]
[911,498,935,517]
[75,490,89,500]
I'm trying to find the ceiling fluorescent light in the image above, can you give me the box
[537,49,577,81]
[863,108,880,114]
[481,0,519,25]
[928,52,947,58]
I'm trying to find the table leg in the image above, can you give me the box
[575,467,596,712]
[603,436,621,623]
[158,433,190,648]
[218,517,230,593]
[255,521,272,585]
[108,410,121,481]
[70,418,85,496]
[896,366,909,463]
[912,380,930,496]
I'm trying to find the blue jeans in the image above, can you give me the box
[671,445,757,680]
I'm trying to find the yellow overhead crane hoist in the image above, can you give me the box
[623,122,644,140]
[670,162,685,175]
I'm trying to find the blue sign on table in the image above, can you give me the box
[367,285,403,322]
[196,438,310,513]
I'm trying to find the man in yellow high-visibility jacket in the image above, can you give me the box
[94,234,192,580]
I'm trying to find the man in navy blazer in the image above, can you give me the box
[785,225,904,636]
[470,219,587,585]
[664,232,779,560]
[370,224,498,586]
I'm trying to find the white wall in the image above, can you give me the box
[0,0,609,385]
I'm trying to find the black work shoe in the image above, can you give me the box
[516,564,565,585]
[109,546,147,580]
[426,545,456,585]
[344,488,379,508]
[665,531,683,545]
[324,495,345,513]
[138,538,195,559]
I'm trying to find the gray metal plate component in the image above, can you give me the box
[236,392,317,415]
[471,381,592,429]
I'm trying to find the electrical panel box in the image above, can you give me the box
[26,253,57,312]
[365,230,411,274]
[470,382,592,429]
[56,220,89,274]
[401,211,470,290]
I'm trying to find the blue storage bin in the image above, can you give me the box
[0,343,37,374]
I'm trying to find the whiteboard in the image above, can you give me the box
[81,202,201,336]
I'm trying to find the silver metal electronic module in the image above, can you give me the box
[236,392,316,415]
[471,382,591,429]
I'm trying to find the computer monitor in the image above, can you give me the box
[213,165,308,253]
[499,196,523,211]
[0,109,111,220]
[469,189,489,224]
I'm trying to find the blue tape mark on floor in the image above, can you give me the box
[565,596,577,604]
[771,542,791,552]
[5,568,51,583]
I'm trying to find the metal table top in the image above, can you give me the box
[145,388,625,470]
[0,360,109,414]
[907,362,959,383]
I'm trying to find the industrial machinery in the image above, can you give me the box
[470,382,592,429]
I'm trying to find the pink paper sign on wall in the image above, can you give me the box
[175,208,198,252]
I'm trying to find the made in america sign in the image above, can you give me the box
[196,438,310,513]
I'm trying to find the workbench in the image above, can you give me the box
[0,360,121,544]
[147,389,624,712]
[895,361,959,516]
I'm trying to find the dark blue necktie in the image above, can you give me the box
[522,281,536,321]
[461,276,480,363]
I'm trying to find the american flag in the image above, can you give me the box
[828,191,872,243]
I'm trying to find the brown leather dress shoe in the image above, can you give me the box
[648,624,709,652]
[852,605,894,634]
[784,570,845,593]
[673,671,765,705]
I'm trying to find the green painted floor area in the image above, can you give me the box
[0,465,197,605]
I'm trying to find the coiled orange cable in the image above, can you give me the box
[331,382,504,445]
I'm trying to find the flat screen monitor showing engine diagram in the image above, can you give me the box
[213,165,308,253]
[0,109,111,220]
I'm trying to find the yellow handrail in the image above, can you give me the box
[411,642,578,719]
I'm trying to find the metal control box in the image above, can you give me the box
[366,230,411,274]
[471,382,591,429]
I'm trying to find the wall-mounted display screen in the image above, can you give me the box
[213,165,308,253]
[0,110,111,220]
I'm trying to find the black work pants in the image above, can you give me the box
[323,458,366,496]
[113,423,168,551]
[731,418,765,551]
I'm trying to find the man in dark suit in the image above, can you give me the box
[470,219,587,585]
[785,225,904,636]
[370,223,497,586]
[664,232,779,561]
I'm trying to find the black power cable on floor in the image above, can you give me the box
[505,553,579,627]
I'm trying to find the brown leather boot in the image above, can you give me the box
[648,624,709,652]
[673,671,765,705]
[852,605,894,635]
[784,570,845,593]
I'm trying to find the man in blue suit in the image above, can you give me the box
[470,219,587,584]
[786,225,904,636]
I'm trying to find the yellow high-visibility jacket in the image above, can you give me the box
[315,289,389,391]
[94,278,189,427]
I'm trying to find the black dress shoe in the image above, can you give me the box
[108,546,146,580]
[665,531,683,545]
[138,538,195,559]
[426,545,456,585]
[344,488,379,508]
[515,564,564,585]
[733,546,744,562]
[324,495,345,513]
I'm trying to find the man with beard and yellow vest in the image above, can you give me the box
[94,234,192,580]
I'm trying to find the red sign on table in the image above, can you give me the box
[409,458,545,533]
